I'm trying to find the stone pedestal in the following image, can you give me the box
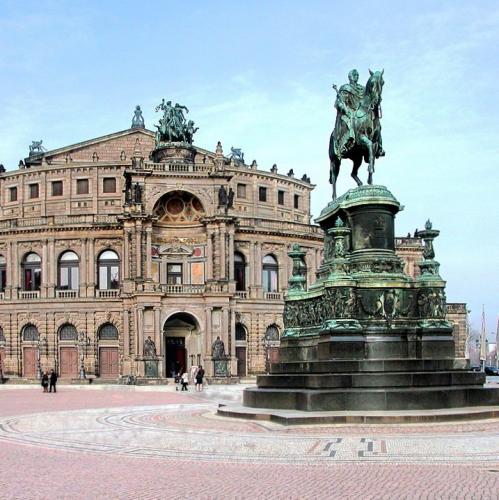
[242,185,499,412]
[151,143,196,164]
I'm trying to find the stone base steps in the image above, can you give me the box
[257,370,485,389]
[243,385,499,411]
[218,403,499,425]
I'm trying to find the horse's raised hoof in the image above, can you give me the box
[367,173,373,185]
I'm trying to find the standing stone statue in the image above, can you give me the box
[218,185,228,207]
[212,336,225,360]
[328,69,385,200]
[131,106,145,129]
[144,336,156,357]
[134,183,142,204]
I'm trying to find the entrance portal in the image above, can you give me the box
[165,337,186,378]
[163,313,201,378]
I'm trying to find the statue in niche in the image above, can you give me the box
[227,188,235,208]
[212,336,225,360]
[218,185,228,207]
[134,183,142,204]
[144,336,156,357]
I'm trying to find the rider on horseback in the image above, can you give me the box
[333,69,385,158]
[333,69,365,156]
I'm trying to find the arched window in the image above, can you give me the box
[59,323,77,341]
[262,254,278,292]
[22,253,41,291]
[99,323,118,340]
[265,324,280,342]
[235,323,247,341]
[58,251,79,290]
[0,255,6,293]
[22,324,39,342]
[234,252,246,291]
[98,250,120,290]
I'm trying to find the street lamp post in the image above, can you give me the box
[76,332,91,379]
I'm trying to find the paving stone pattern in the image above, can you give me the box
[0,386,498,499]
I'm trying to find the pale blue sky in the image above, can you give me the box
[0,0,498,336]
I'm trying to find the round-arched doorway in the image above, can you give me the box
[163,313,201,378]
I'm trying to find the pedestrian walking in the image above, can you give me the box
[195,365,205,392]
[49,369,58,393]
[41,371,49,393]
[181,371,189,391]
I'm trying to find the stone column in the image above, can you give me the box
[41,240,48,298]
[255,242,262,287]
[219,223,226,280]
[204,306,213,376]
[123,230,130,279]
[145,227,152,280]
[13,242,19,298]
[206,229,213,280]
[6,241,13,299]
[228,229,235,281]
[123,309,130,356]
[79,238,87,297]
[135,223,142,279]
[137,307,144,357]
[47,239,55,298]
[221,306,229,354]
[87,238,95,296]
[154,306,162,376]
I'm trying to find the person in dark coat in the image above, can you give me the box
[41,371,49,393]
[49,369,58,393]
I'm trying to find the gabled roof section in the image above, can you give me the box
[25,128,155,166]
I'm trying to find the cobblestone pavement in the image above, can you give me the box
[0,385,498,499]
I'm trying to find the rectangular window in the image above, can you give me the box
[76,179,89,195]
[236,183,246,199]
[278,190,285,205]
[51,181,63,196]
[9,187,17,202]
[167,264,183,285]
[103,177,116,193]
[294,194,300,209]
[0,268,6,293]
[258,186,267,203]
[29,183,39,199]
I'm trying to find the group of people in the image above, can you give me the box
[175,365,205,392]
[41,369,58,393]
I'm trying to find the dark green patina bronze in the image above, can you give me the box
[154,99,198,146]
[243,184,499,411]
[329,69,385,200]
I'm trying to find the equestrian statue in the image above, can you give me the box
[329,69,385,200]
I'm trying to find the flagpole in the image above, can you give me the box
[480,305,487,371]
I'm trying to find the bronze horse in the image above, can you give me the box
[329,70,384,200]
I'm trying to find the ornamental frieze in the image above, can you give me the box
[417,288,446,319]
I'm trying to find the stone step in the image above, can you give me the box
[243,385,499,411]
[270,358,468,374]
[257,370,485,389]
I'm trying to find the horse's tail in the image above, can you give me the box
[328,132,335,163]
